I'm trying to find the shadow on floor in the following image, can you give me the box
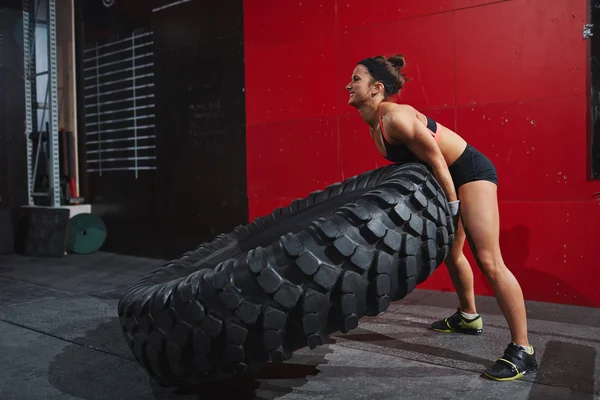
[155,361,326,400]
[527,340,597,399]
[337,326,492,367]
[46,319,332,400]
[336,326,599,397]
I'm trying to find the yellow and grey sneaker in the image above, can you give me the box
[483,342,538,381]
[430,309,483,335]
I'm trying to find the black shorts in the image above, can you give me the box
[448,144,498,192]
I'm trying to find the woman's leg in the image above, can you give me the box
[458,180,537,379]
[445,218,477,314]
[458,180,528,345]
[430,213,483,334]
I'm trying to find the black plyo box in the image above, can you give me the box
[15,206,70,257]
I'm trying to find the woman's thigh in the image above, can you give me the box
[458,180,503,267]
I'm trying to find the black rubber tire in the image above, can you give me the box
[117,162,455,388]
[124,162,411,286]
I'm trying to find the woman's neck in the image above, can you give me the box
[359,100,383,129]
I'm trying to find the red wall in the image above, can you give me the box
[243,0,600,308]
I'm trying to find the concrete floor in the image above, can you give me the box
[0,252,599,400]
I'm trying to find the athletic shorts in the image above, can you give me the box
[448,144,498,192]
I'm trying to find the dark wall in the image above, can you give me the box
[0,1,28,220]
[591,0,600,178]
[78,0,247,259]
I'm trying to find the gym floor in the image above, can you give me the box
[1,252,599,400]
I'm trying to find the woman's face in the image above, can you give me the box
[346,64,377,107]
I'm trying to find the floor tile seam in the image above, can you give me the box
[0,275,76,295]
[1,295,80,313]
[0,275,143,302]
[1,291,101,312]
[0,318,135,362]
[75,266,161,278]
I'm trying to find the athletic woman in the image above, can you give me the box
[345,54,538,381]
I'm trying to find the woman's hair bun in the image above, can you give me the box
[387,54,406,69]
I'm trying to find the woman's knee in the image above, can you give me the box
[449,229,466,262]
[446,249,468,270]
[474,250,504,280]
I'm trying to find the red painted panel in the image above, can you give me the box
[243,0,336,48]
[245,35,337,126]
[456,96,600,201]
[336,12,455,114]
[246,117,339,201]
[421,200,600,307]
[556,202,600,307]
[455,0,586,105]
[248,197,297,222]
[454,0,508,9]
[494,201,600,307]
[337,0,453,30]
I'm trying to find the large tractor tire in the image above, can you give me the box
[117,162,455,388]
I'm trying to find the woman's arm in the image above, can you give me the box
[383,108,458,204]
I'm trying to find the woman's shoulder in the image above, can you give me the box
[381,102,416,117]
[380,102,417,127]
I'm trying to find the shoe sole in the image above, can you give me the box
[430,327,483,335]
[482,367,537,381]
[483,371,524,381]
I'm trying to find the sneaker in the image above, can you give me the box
[483,342,538,381]
[430,308,483,335]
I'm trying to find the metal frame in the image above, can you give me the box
[47,0,61,206]
[22,0,36,206]
[22,0,61,207]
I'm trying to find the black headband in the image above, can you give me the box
[357,58,399,95]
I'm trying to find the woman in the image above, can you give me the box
[346,54,537,381]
